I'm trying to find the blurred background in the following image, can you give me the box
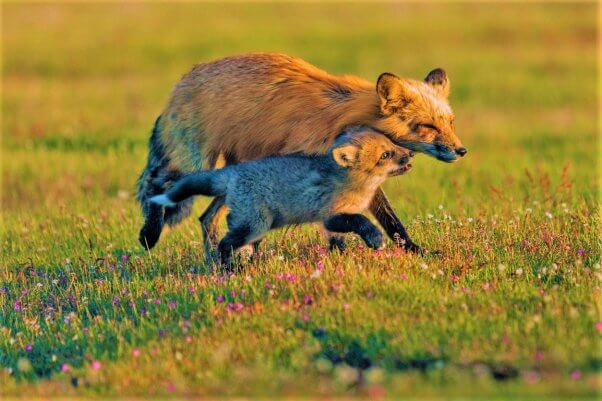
[2,2,598,216]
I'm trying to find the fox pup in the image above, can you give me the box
[150,129,412,266]
[138,53,466,253]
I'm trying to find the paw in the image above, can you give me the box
[364,230,384,250]
[329,236,347,252]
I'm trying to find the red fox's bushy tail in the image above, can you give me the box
[150,170,228,207]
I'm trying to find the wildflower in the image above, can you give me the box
[483,282,492,290]
[216,294,225,303]
[595,322,602,333]
[545,212,552,219]
[188,286,195,294]
[534,351,544,361]
[449,274,459,283]
[420,263,428,270]
[185,335,193,343]
[158,329,166,338]
[168,300,177,309]
[515,268,523,276]
[112,297,120,306]
[577,248,585,257]
[61,363,70,372]
[302,314,310,322]
[14,299,22,311]
[25,344,33,352]
[234,302,244,312]
[91,360,102,371]
[570,370,581,380]
[497,264,506,272]
[121,254,129,264]
[132,349,140,358]
[151,348,158,356]
[304,295,312,305]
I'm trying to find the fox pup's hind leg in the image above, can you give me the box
[218,211,271,270]
[324,214,384,250]
[199,196,228,263]
[370,187,421,253]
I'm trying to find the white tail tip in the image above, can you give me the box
[149,194,177,207]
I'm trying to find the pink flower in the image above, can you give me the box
[151,348,158,356]
[132,349,141,358]
[449,274,459,283]
[91,360,102,370]
[534,351,544,361]
[168,300,177,309]
[304,295,312,305]
[185,335,192,343]
[216,294,225,303]
[343,303,350,311]
[482,282,492,290]
[61,363,70,373]
[302,314,310,322]
[570,370,581,380]
[595,322,602,332]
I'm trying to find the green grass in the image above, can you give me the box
[1,2,600,398]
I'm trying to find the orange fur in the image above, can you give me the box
[158,53,463,173]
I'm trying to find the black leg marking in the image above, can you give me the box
[328,235,346,252]
[199,196,227,256]
[370,187,421,253]
[324,214,383,250]
[217,225,251,268]
[139,202,164,250]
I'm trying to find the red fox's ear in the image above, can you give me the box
[332,144,359,167]
[424,68,450,98]
[376,73,416,116]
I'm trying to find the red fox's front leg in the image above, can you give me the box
[369,187,421,253]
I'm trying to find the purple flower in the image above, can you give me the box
[216,295,225,303]
[158,329,166,338]
[14,299,22,311]
[304,295,312,305]
[570,370,581,380]
[25,344,33,352]
[112,297,120,306]
[188,286,195,295]
[121,254,129,264]
[577,248,586,256]
[168,300,177,309]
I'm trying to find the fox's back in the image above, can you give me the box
[225,155,342,225]
[160,53,375,171]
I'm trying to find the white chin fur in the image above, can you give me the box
[150,194,177,207]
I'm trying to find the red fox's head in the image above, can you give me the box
[372,69,466,163]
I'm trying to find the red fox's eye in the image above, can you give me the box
[381,151,392,160]
[418,123,438,131]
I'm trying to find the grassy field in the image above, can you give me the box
[1,2,600,398]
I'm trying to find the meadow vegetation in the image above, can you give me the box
[1,3,600,398]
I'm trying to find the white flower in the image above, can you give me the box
[545,212,553,219]
[420,263,428,270]
[515,268,523,276]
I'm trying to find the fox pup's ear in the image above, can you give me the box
[424,68,450,98]
[376,73,416,116]
[332,144,359,167]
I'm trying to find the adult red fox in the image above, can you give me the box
[137,53,466,254]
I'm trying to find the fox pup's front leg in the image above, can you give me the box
[324,214,384,250]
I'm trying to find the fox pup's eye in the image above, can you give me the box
[381,151,393,160]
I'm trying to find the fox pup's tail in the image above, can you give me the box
[150,170,228,207]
